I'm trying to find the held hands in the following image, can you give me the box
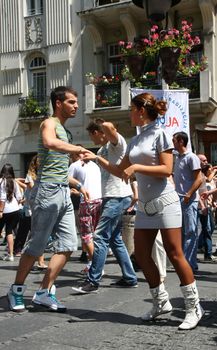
[75,146,88,154]
[83,150,97,162]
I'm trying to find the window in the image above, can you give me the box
[27,0,43,16]
[29,56,46,104]
[108,43,124,76]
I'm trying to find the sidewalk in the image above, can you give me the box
[0,240,217,350]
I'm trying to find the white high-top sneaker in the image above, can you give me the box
[141,282,172,321]
[178,281,204,330]
[7,284,26,312]
[32,285,66,312]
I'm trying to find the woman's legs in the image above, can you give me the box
[6,233,14,256]
[134,228,172,321]
[134,228,160,287]
[161,227,194,285]
[161,227,203,330]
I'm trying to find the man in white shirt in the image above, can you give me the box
[72,120,137,293]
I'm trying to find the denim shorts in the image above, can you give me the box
[23,182,78,256]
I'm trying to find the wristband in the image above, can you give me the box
[75,183,82,191]
[95,156,100,164]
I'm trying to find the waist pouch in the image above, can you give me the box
[138,191,179,216]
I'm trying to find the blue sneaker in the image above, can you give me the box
[7,284,26,312]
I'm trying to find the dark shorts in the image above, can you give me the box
[0,211,20,235]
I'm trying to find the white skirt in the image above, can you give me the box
[135,199,182,229]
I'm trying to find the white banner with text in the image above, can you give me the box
[131,89,190,145]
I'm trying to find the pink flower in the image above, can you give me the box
[151,33,159,40]
[119,41,125,46]
[150,25,158,32]
[143,39,149,45]
[126,42,133,49]
[194,36,200,45]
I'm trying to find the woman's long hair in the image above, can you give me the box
[27,155,39,181]
[0,163,15,202]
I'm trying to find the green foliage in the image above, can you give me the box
[19,94,49,119]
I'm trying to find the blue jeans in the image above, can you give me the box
[180,198,199,271]
[87,196,137,286]
[198,208,215,257]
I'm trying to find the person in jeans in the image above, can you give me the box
[173,132,202,272]
[7,86,89,312]
[72,120,137,294]
[198,163,217,261]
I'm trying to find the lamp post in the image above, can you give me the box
[132,0,182,88]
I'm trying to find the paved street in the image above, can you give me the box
[0,238,217,350]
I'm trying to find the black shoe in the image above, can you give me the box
[72,281,98,294]
[212,250,217,257]
[110,278,138,288]
[79,251,88,262]
[204,255,217,263]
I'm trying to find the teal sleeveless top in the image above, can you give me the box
[37,117,70,184]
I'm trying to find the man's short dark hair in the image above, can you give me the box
[50,86,77,112]
[86,121,103,134]
[173,131,188,147]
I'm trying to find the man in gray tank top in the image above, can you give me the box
[7,86,89,313]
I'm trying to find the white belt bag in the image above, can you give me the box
[138,191,179,216]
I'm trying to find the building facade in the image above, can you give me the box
[0,0,217,175]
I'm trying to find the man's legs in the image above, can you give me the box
[41,251,71,290]
[204,208,215,259]
[89,197,136,285]
[181,200,199,271]
[8,184,77,312]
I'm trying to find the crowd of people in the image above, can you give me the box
[0,86,217,332]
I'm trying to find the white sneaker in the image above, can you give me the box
[7,284,26,312]
[32,285,66,312]
[2,254,14,262]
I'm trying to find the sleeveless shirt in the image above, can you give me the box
[37,117,69,184]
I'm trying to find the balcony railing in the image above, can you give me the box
[18,96,50,121]
[95,82,121,108]
[85,71,210,114]
[175,74,200,99]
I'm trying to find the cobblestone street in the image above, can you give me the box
[0,242,217,350]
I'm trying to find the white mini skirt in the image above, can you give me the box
[135,199,182,229]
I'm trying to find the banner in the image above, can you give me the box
[131,89,190,145]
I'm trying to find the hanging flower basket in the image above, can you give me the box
[124,55,146,80]
[159,47,181,85]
